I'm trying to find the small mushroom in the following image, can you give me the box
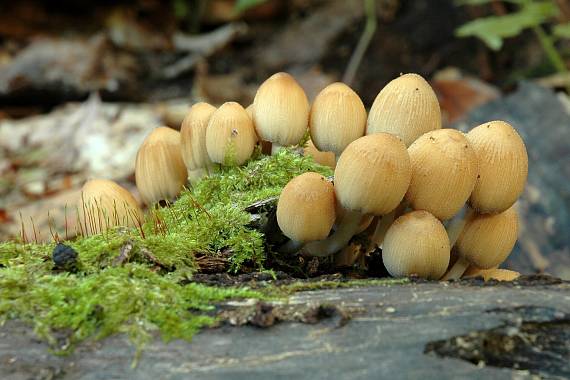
[276,172,336,252]
[303,139,336,168]
[467,120,528,213]
[135,127,187,205]
[463,268,521,282]
[206,102,257,166]
[442,205,519,280]
[253,72,310,154]
[246,103,271,154]
[367,73,442,146]
[180,102,216,180]
[382,210,450,280]
[303,133,411,256]
[309,82,366,161]
[79,179,143,235]
[406,129,478,220]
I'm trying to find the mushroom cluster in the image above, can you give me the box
[276,73,528,282]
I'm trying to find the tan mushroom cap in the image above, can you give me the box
[367,73,442,146]
[463,268,520,282]
[303,139,336,168]
[135,127,187,205]
[382,210,450,280]
[467,120,528,213]
[406,129,478,220]
[180,102,216,171]
[276,172,336,243]
[309,82,366,156]
[205,102,257,166]
[456,205,519,269]
[253,72,310,147]
[334,133,411,215]
[79,179,143,235]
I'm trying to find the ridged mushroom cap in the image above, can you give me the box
[253,72,310,146]
[467,120,528,213]
[303,139,336,168]
[205,102,257,166]
[79,179,143,235]
[367,73,442,146]
[382,210,450,280]
[334,133,411,215]
[135,127,187,205]
[456,206,519,269]
[309,82,366,156]
[276,172,336,242]
[180,102,216,171]
[406,129,478,220]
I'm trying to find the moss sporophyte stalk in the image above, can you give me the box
[0,149,333,357]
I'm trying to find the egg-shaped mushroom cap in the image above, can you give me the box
[135,127,187,205]
[467,120,528,213]
[382,210,450,280]
[464,268,520,282]
[253,72,310,147]
[79,179,143,235]
[367,73,442,146]
[206,102,257,166]
[334,133,411,215]
[276,172,336,243]
[180,102,216,171]
[456,205,519,269]
[309,82,366,156]
[303,139,336,168]
[406,129,478,220]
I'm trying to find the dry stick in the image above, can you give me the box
[342,0,377,85]
[19,211,28,244]
[80,192,89,235]
[29,216,38,244]
[47,210,58,243]
[64,204,69,241]
[126,207,145,239]
[75,205,85,237]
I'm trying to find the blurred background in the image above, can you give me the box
[0,0,569,277]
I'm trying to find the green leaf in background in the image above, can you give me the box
[235,0,268,13]
[455,1,559,50]
[553,22,570,39]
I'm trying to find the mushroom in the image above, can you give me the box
[205,102,257,166]
[382,210,450,280]
[246,103,271,154]
[303,133,411,256]
[276,172,336,252]
[442,205,519,280]
[367,73,441,146]
[78,179,143,235]
[406,129,478,220]
[463,268,521,282]
[253,72,310,154]
[309,82,366,161]
[180,102,216,181]
[467,120,528,213]
[135,127,187,205]
[303,139,336,168]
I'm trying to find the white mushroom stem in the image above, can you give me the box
[277,239,305,254]
[303,210,361,257]
[445,207,474,247]
[271,143,284,155]
[441,257,470,280]
[367,202,406,252]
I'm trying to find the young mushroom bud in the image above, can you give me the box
[206,102,257,166]
[382,210,450,280]
[253,72,310,154]
[79,179,144,236]
[135,127,187,205]
[463,268,521,282]
[309,82,366,160]
[467,120,528,213]
[367,73,442,146]
[180,102,216,180]
[406,129,478,220]
[303,133,411,256]
[276,172,336,252]
[303,139,336,169]
[443,205,519,280]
